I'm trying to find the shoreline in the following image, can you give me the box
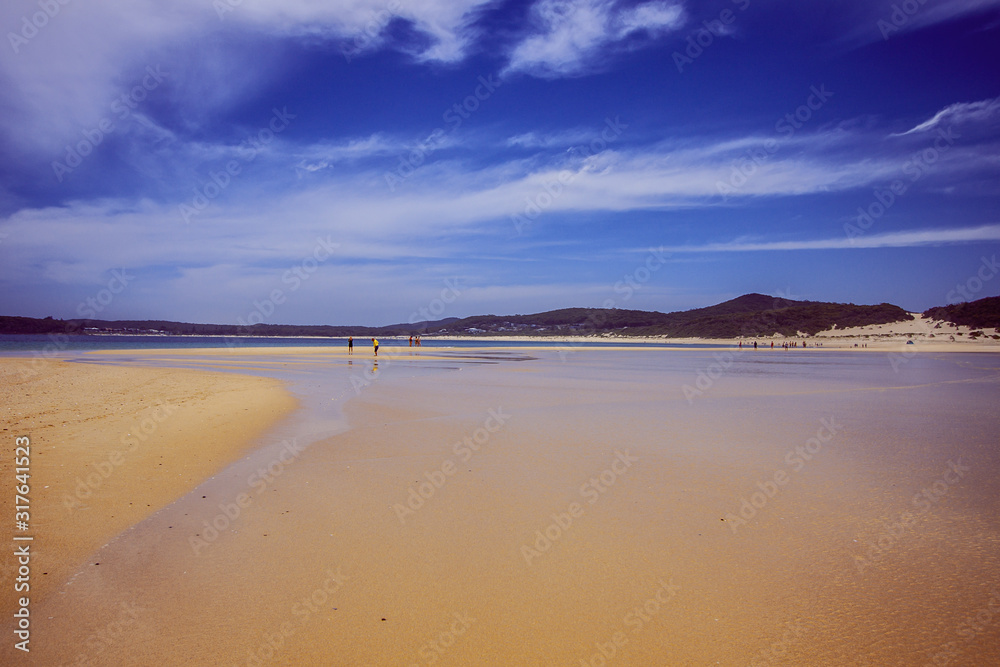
[0,357,298,608]
[4,310,998,353]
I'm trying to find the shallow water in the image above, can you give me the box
[10,348,1000,665]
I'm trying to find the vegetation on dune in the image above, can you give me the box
[923,296,1000,330]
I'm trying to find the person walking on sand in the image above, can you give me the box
[348,336,353,355]
[372,338,379,356]
[409,335,413,347]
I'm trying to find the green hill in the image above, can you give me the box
[429,294,910,338]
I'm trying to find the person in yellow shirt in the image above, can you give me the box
[372,338,379,356]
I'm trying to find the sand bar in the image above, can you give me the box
[0,357,297,610]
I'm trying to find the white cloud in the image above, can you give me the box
[617,1,688,37]
[505,0,684,78]
[224,0,495,63]
[894,96,1000,136]
[658,225,1000,252]
[505,127,601,149]
[0,0,494,155]
[293,134,405,172]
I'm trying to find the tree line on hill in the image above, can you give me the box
[3,293,998,339]
[923,296,1000,330]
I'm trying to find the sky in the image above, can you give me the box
[0,0,999,326]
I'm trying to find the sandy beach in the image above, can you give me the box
[0,358,297,607]
[2,345,999,665]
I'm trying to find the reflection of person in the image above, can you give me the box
[372,338,379,356]
[348,336,353,354]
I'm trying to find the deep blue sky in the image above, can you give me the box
[1,0,999,325]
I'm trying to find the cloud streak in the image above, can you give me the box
[659,225,1000,253]
[894,96,1000,136]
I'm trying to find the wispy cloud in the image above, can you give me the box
[293,134,414,173]
[659,225,1000,253]
[505,0,685,78]
[894,96,1000,136]
[505,127,603,149]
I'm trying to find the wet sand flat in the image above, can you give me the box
[3,348,1000,665]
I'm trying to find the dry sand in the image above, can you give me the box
[0,357,297,607]
[3,347,999,665]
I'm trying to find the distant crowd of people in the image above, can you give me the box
[738,340,823,350]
